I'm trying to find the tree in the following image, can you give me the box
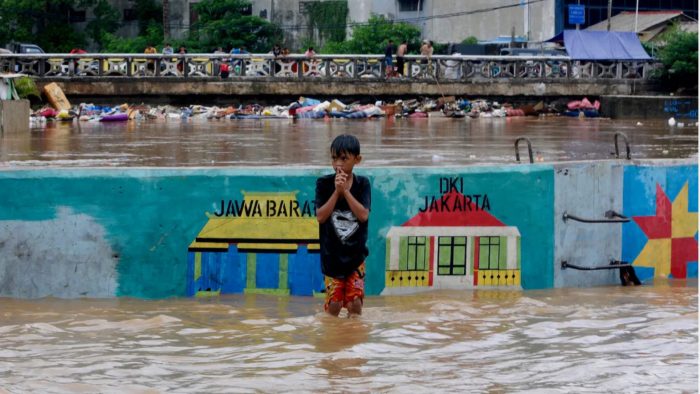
[461,36,478,45]
[655,27,698,92]
[85,0,120,50]
[188,0,282,52]
[321,15,421,54]
[134,0,162,35]
[0,0,89,51]
[102,22,163,53]
[100,0,164,53]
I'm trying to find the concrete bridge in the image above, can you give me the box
[1,53,660,100]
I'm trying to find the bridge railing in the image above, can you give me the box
[0,53,659,81]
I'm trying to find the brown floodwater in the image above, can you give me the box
[0,281,696,392]
[0,116,697,167]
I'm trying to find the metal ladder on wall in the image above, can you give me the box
[514,133,641,286]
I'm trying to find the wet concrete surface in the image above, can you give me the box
[0,117,697,167]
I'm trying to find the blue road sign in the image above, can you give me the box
[569,4,585,25]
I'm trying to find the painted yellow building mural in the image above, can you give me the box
[187,191,324,297]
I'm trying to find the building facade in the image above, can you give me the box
[558,0,698,31]
[69,0,699,51]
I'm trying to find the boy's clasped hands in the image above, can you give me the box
[335,169,351,194]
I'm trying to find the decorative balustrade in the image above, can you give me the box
[0,53,658,81]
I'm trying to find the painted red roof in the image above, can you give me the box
[403,190,505,227]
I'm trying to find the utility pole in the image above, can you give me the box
[576,0,580,30]
[634,0,639,32]
[524,0,530,43]
[607,0,613,31]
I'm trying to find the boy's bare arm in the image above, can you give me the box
[316,190,340,224]
[343,189,369,223]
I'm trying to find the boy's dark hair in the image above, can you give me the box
[331,134,361,156]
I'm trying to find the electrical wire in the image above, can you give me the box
[127,0,548,32]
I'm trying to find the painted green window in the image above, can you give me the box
[437,236,467,275]
[399,236,427,271]
[479,236,501,269]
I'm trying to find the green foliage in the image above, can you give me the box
[432,42,448,55]
[299,37,317,52]
[319,40,348,54]
[461,36,478,45]
[102,23,164,53]
[0,0,160,52]
[188,0,282,52]
[321,15,421,54]
[14,76,40,101]
[40,21,87,52]
[134,0,163,35]
[0,0,41,46]
[656,27,698,90]
[86,0,120,50]
[306,1,347,43]
[0,0,91,51]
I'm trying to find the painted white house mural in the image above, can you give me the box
[383,190,521,294]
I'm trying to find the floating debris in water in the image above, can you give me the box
[28,96,614,123]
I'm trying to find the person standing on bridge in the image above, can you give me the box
[144,44,157,74]
[177,46,187,74]
[272,44,282,75]
[384,39,395,78]
[304,47,318,76]
[420,40,434,77]
[315,134,371,317]
[396,40,407,77]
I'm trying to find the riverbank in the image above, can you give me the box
[34,81,696,120]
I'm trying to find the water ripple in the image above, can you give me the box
[0,284,696,392]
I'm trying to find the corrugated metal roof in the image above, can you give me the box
[587,11,695,40]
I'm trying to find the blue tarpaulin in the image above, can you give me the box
[547,30,651,60]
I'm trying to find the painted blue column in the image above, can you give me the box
[255,253,280,289]
[221,246,246,293]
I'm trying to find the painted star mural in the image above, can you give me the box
[631,182,698,278]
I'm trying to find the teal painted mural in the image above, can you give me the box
[0,166,555,298]
[13,162,678,298]
[177,167,555,298]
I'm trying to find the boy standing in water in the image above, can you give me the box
[315,134,371,317]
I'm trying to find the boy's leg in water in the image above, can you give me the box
[327,301,343,316]
[347,297,362,316]
[345,263,365,317]
[324,276,345,317]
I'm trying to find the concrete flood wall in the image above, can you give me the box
[40,79,657,103]
[600,95,698,120]
[554,163,625,288]
[0,160,696,298]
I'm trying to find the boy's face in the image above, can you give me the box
[331,150,361,174]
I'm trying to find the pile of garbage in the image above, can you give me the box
[30,83,605,123]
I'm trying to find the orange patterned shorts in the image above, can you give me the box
[324,262,365,311]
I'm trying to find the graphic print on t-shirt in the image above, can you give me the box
[331,210,359,243]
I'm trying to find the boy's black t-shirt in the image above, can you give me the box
[315,173,371,278]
